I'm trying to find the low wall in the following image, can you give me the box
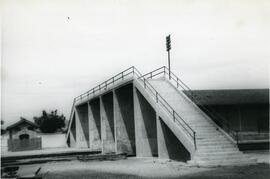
[8,137,42,152]
[1,135,8,153]
[40,133,67,149]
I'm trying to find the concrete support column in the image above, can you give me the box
[157,116,190,162]
[76,103,89,148]
[75,105,89,148]
[70,114,76,148]
[100,92,115,153]
[157,115,169,159]
[88,99,102,151]
[68,130,76,148]
[134,87,157,157]
[114,84,136,155]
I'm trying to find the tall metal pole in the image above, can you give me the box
[168,49,171,80]
[166,35,171,80]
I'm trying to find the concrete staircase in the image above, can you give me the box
[148,78,256,166]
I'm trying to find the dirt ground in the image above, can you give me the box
[11,157,269,179]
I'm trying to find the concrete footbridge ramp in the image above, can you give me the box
[66,66,255,166]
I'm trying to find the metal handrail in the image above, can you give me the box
[133,68,196,147]
[142,66,239,144]
[66,67,135,137]
[66,66,197,150]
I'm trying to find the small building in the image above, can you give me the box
[6,118,41,152]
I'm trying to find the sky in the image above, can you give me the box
[1,0,270,126]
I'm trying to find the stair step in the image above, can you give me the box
[189,158,257,166]
[198,141,233,146]
[195,151,241,157]
[198,144,236,149]
[196,132,223,135]
[194,127,219,130]
[197,148,238,153]
[194,153,244,161]
[197,139,230,143]
[197,138,231,142]
[198,136,227,140]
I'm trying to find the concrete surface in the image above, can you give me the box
[69,115,76,147]
[41,133,67,149]
[10,157,270,179]
[76,104,89,148]
[88,98,102,151]
[134,88,157,157]
[157,116,190,162]
[100,92,115,153]
[75,105,88,148]
[114,84,136,155]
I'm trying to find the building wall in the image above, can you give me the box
[9,123,38,140]
[207,103,269,132]
[8,137,42,152]
[40,133,67,149]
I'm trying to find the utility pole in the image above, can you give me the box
[166,35,171,79]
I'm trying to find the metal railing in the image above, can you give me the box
[66,66,197,150]
[142,66,239,144]
[66,67,135,137]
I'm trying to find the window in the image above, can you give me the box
[28,127,34,131]
[19,134,29,140]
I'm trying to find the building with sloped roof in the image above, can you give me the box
[6,118,41,152]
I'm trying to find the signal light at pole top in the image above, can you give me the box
[166,35,171,51]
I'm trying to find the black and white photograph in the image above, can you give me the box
[1,0,269,178]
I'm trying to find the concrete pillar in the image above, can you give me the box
[134,87,158,157]
[157,116,190,162]
[100,92,115,153]
[70,115,76,147]
[76,104,89,148]
[114,84,136,155]
[88,98,102,151]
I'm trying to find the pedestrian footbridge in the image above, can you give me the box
[66,66,255,166]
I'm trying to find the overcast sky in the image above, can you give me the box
[1,0,269,126]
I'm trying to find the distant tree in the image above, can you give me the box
[34,110,66,133]
[1,120,5,135]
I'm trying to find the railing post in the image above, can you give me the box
[236,130,239,145]
[143,78,146,88]
[150,72,152,79]
[156,92,158,103]
[112,77,114,84]
[176,78,179,88]
[105,81,107,89]
[193,132,197,150]
[173,110,175,122]
[99,85,101,91]
[121,72,124,80]
[163,66,165,75]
